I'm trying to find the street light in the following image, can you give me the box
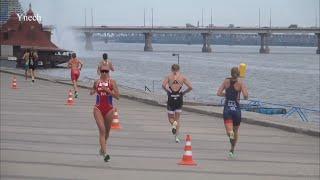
[172,53,180,64]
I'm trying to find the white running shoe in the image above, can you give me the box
[175,135,180,143]
[228,151,235,158]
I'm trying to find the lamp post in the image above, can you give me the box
[172,53,180,64]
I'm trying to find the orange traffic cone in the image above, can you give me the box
[11,76,18,89]
[66,89,74,106]
[111,107,121,129]
[178,134,197,166]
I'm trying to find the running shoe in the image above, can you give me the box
[104,154,110,162]
[228,151,235,158]
[171,121,177,135]
[74,92,78,98]
[175,135,181,143]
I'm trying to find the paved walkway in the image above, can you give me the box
[1,72,319,180]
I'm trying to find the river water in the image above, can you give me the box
[39,42,320,122]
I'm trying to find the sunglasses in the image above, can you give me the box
[100,70,109,74]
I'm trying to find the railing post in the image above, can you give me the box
[152,80,155,93]
[145,85,151,92]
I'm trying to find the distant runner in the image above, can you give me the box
[97,53,114,75]
[217,67,248,158]
[68,53,83,98]
[97,53,115,105]
[162,64,192,143]
[29,49,38,83]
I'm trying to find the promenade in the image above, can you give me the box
[1,72,319,180]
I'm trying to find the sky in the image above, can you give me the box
[20,0,319,28]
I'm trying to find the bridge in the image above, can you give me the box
[72,26,320,54]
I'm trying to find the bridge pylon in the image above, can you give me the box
[259,32,270,54]
[201,33,212,53]
[316,33,320,54]
[144,32,153,51]
[85,32,93,51]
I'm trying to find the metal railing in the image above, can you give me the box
[144,80,161,93]
[239,99,319,122]
[82,77,319,123]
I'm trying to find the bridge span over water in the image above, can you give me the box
[71,26,320,54]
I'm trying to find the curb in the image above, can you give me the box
[1,69,319,137]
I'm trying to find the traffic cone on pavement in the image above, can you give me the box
[178,134,197,166]
[111,107,121,129]
[66,89,74,106]
[11,76,18,89]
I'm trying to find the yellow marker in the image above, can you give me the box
[239,63,247,78]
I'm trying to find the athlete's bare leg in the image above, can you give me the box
[72,80,78,92]
[30,69,35,82]
[93,107,107,155]
[104,109,113,142]
[231,125,240,153]
[25,69,28,80]
[168,113,178,136]
[102,109,113,162]
[224,120,235,152]
[174,112,181,134]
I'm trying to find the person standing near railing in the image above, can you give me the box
[217,67,248,158]
[162,64,193,143]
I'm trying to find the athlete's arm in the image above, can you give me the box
[162,76,171,93]
[109,61,115,71]
[90,81,97,95]
[182,76,193,95]
[67,59,72,68]
[22,53,27,60]
[33,52,38,60]
[97,62,101,75]
[217,80,226,97]
[108,80,120,100]
[79,60,84,70]
[241,82,249,100]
